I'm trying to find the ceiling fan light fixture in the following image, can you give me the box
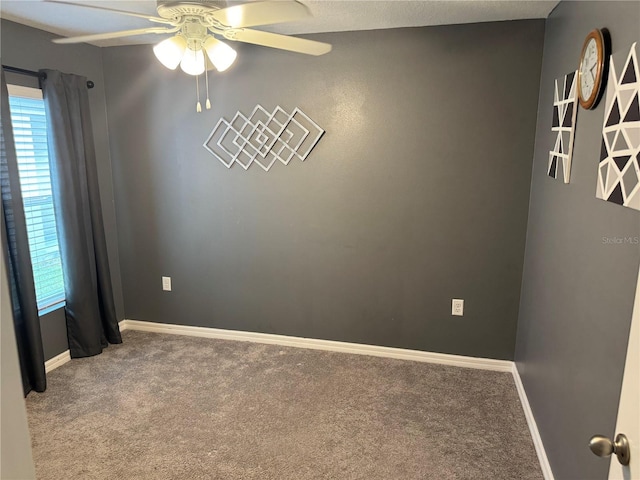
[180,46,206,76]
[204,37,237,72]
[153,35,187,70]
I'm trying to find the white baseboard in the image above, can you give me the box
[119,319,513,372]
[44,350,71,373]
[512,363,554,480]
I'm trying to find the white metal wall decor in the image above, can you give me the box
[203,105,324,171]
[549,71,578,183]
[597,42,640,211]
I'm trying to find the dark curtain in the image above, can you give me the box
[1,69,47,395]
[41,70,121,358]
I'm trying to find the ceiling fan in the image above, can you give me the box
[47,0,332,76]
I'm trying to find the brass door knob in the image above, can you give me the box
[589,433,630,466]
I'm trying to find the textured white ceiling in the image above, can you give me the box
[0,0,559,47]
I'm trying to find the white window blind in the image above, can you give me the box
[7,85,65,312]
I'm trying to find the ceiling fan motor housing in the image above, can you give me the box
[156,1,228,20]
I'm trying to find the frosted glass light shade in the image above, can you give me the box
[204,37,237,72]
[180,47,205,76]
[153,36,187,70]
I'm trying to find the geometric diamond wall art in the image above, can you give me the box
[203,105,324,172]
[596,42,640,211]
[549,71,578,183]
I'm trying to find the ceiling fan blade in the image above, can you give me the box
[223,29,331,56]
[211,1,311,28]
[44,0,172,24]
[52,27,178,44]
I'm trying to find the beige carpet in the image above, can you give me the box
[26,330,542,479]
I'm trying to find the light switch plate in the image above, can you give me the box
[162,276,172,291]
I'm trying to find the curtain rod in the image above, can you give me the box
[1,65,95,89]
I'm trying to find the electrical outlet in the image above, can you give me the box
[452,299,464,316]
[162,276,172,291]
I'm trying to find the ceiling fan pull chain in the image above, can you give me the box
[196,73,202,113]
[204,55,212,110]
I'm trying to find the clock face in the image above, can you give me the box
[578,29,607,110]
[579,38,598,101]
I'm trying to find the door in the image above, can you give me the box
[608,265,640,480]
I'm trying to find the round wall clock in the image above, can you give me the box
[578,29,608,110]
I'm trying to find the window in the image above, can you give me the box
[7,85,65,313]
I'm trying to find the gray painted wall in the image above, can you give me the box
[1,239,36,479]
[515,2,640,479]
[103,20,544,360]
[1,20,125,360]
